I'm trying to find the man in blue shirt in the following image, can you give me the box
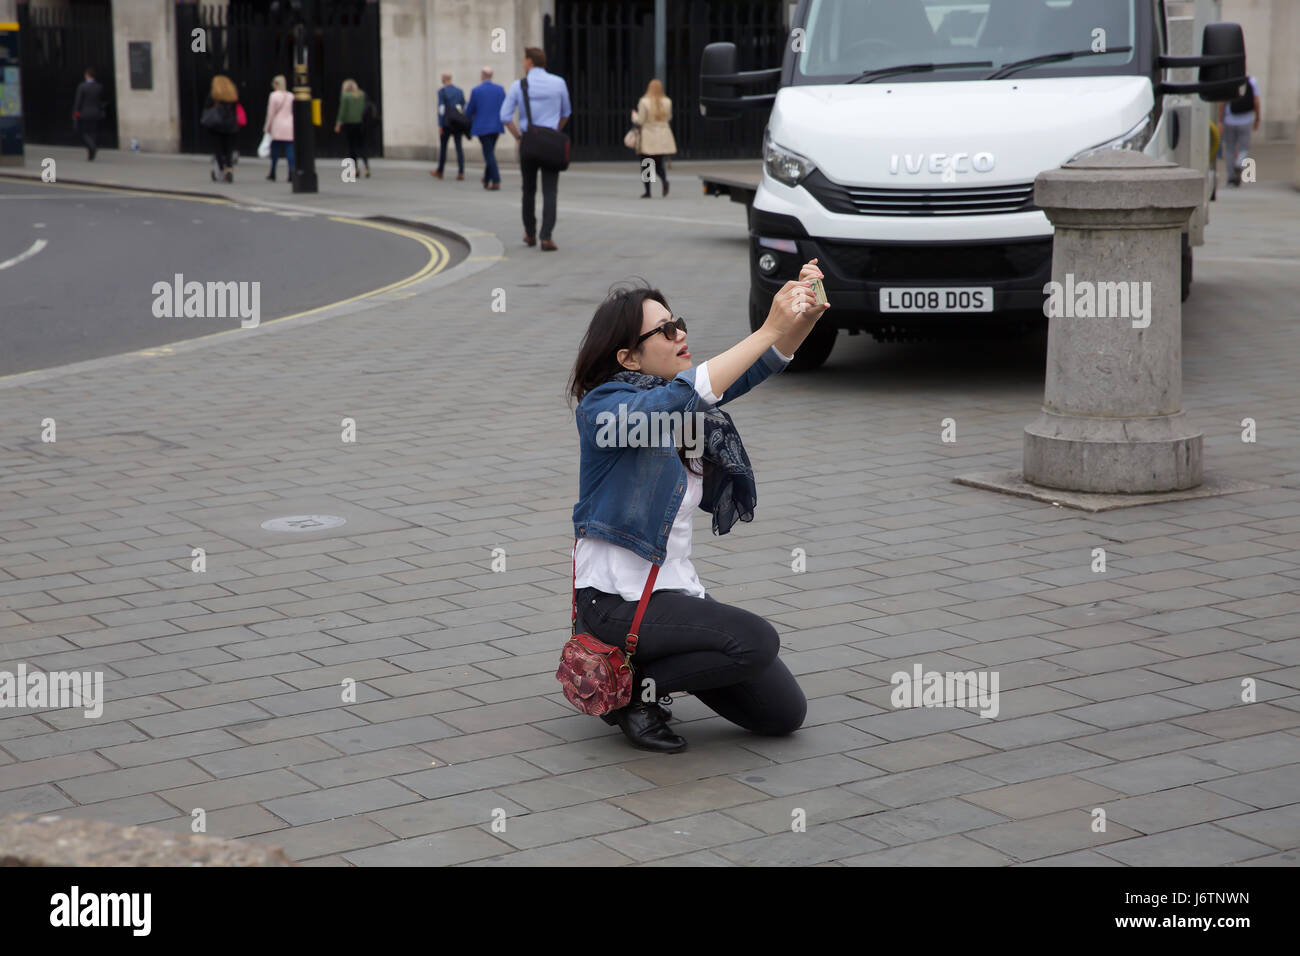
[466,66,506,190]
[433,73,466,180]
[500,47,572,251]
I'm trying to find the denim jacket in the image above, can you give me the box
[572,347,789,563]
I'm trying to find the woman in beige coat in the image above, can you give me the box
[632,79,677,198]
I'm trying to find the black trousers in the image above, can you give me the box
[520,152,560,241]
[78,118,99,157]
[438,129,464,174]
[576,586,806,736]
[210,130,235,171]
[640,154,667,194]
[343,123,368,168]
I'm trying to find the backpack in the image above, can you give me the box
[1228,80,1255,116]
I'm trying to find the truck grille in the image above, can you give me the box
[803,170,1036,216]
[820,239,1052,282]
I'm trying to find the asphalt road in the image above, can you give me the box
[0,179,460,376]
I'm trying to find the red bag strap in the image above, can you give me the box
[572,538,658,655]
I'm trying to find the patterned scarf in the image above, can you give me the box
[608,370,756,536]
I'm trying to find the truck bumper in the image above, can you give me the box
[749,209,1053,330]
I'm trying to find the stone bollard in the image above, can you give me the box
[1023,151,1205,493]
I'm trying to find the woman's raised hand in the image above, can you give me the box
[763,260,828,337]
[798,258,825,286]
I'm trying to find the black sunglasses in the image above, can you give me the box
[634,316,688,347]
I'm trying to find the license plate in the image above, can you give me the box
[880,287,994,313]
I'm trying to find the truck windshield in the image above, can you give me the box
[796,0,1138,82]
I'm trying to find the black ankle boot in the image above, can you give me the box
[601,698,672,725]
[604,701,686,753]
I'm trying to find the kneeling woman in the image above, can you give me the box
[568,260,829,752]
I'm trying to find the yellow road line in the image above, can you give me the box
[0,190,453,382]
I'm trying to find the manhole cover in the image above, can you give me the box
[260,515,347,533]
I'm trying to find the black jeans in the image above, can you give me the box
[438,129,464,174]
[576,586,806,736]
[210,130,235,171]
[343,122,368,169]
[520,152,560,241]
[640,154,667,195]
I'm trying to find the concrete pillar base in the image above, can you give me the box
[1024,409,1202,493]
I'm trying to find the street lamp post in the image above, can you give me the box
[290,17,317,192]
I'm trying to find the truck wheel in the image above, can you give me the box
[787,320,837,371]
[1181,235,1193,303]
[749,290,837,371]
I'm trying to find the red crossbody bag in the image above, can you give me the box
[555,540,658,716]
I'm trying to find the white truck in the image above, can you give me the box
[700,0,1247,369]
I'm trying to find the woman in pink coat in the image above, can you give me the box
[264,75,295,182]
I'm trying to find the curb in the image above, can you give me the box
[0,173,505,391]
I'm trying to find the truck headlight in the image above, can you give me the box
[1068,112,1156,163]
[764,130,816,187]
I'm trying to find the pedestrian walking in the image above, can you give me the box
[631,79,676,198]
[566,261,829,751]
[263,75,294,183]
[466,66,506,190]
[1219,74,1261,187]
[200,74,240,183]
[433,73,468,180]
[334,79,370,178]
[501,47,571,251]
[72,66,106,161]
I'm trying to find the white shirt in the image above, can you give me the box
[575,347,791,601]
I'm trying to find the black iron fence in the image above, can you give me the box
[17,0,119,149]
[175,0,381,159]
[544,0,787,162]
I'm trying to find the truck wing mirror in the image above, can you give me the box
[1158,22,1246,101]
[700,41,780,119]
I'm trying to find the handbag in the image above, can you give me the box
[257,132,272,159]
[519,78,571,171]
[556,541,658,716]
[623,127,640,151]
[445,102,471,135]
[236,102,248,128]
[200,103,224,131]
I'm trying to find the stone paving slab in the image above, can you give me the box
[0,146,1298,864]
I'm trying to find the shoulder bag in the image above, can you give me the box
[520,77,571,171]
[556,541,657,716]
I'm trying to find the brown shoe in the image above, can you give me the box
[488,182,500,190]
[540,239,558,251]
[430,170,443,179]
[456,173,464,180]
[523,235,536,246]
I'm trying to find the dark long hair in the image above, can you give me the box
[568,281,705,476]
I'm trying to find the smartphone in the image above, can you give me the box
[809,277,828,307]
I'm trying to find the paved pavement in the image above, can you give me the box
[1,143,1299,866]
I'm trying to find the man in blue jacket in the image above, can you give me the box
[433,72,466,180]
[465,67,506,190]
